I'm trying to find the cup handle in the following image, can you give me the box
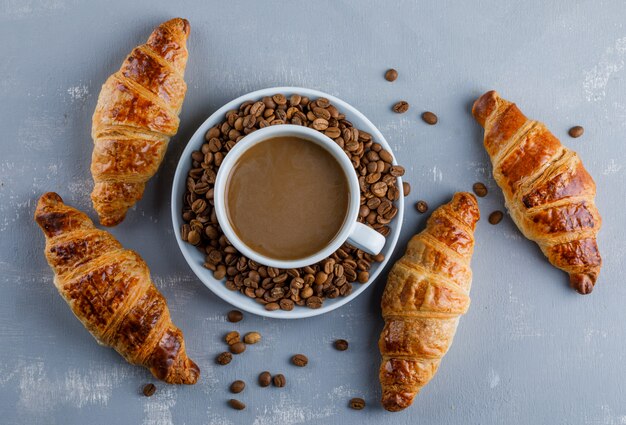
[346,222,386,255]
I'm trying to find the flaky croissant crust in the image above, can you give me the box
[91,18,190,226]
[379,192,480,412]
[472,91,602,294]
[35,192,199,384]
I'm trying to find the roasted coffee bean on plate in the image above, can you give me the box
[392,101,410,113]
[227,310,243,322]
[291,354,309,367]
[259,371,272,387]
[142,383,156,397]
[349,397,366,410]
[489,210,504,225]
[243,331,261,344]
[230,380,245,394]
[472,182,488,197]
[228,399,246,410]
[384,68,398,82]
[421,111,438,125]
[569,125,584,138]
[216,352,232,365]
[334,339,349,351]
[181,94,406,310]
[273,374,286,387]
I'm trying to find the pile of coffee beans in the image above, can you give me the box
[181,94,406,310]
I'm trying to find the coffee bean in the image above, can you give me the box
[389,165,405,177]
[273,374,286,387]
[349,398,366,410]
[306,296,323,309]
[415,200,429,213]
[259,371,271,387]
[227,310,243,323]
[265,302,280,311]
[421,111,438,125]
[312,118,329,130]
[142,383,156,397]
[187,230,201,245]
[379,150,393,164]
[384,68,398,82]
[569,125,584,138]
[230,342,246,355]
[230,380,245,394]
[371,182,388,197]
[244,332,261,344]
[392,101,409,114]
[213,265,226,280]
[279,298,295,311]
[291,354,309,367]
[334,339,349,351]
[402,182,411,196]
[489,210,504,225]
[228,399,246,410]
[217,352,232,365]
[225,331,240,346]
[357,271,369,283]
[473,182,488,197]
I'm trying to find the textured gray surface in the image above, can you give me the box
[1,1,625,424]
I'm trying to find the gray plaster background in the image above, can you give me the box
[1,1,625,424]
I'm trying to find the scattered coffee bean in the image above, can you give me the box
[243,332,261,345]
[216,352,232,365]
[142,383,156,397]
[259,371,272,387]
[569,125,584,138]
[349,398,366,410]
[402,181,411,196]
[291,354,309,367]
[334,339,349,351]
[230,341,246,355]
[489,210,504,225]
[421,111,438,125]
[384,68,398,82]
[227,310,243,323]
[273,374,286,387]
[472,182,488,197]
[230,380,245,394]
[228,399,246,410]
[415,200,429,213]
[392,101,410,114]
[225,331,240,346]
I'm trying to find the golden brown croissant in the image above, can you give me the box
[91,18,190,226]
[379,192,479,412]
[34,192,199,384]
[472,91,602,294]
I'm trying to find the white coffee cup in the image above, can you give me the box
[213,124,386,269]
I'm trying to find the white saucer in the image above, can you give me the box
[171,87,404,319]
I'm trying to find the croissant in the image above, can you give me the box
[472,91,602,294]
[34,192,199,384]
[379,192,479,412]
[91,18,190,226]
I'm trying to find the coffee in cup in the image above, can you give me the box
[224,136,350,260]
